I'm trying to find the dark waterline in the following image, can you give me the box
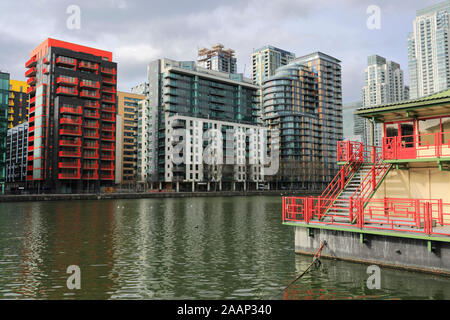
[0,196,449,299]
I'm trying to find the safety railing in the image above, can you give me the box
[383,131,450,160]
[283,196,450,236]
[349,152,391,204]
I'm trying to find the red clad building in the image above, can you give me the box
[25,38,117,193]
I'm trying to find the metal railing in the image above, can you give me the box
[283,196,450,236]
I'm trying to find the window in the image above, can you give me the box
[419,118,440,146]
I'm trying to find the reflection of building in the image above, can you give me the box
[165,114,265,192]
[116,91,145,186]
[0,71,9,193]
[6,122,28,192]
[8,80,29,129]
[24,38,117,193]
[138,58,260,189]
[262,52,342,190]
[408,1,450,99]
[197,44,237,74]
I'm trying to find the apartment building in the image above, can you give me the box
[24,38,117,193]
[5,122,28,192]
[0,71,9,193]
[137,58,262,190]
[408,1,450,98]
[251,45,296,86]
[7,79,29,129]
[197,44,237,74]
[361,55,409,146]
[116,91,145,186]
[262,52,343,190]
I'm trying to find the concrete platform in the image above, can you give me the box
[286,222,450,275]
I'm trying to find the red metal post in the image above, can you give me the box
[372,167,376,191]
[372,146,376,163]
[439,199,443,225]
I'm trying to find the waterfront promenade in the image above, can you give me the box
[0,189,319,203]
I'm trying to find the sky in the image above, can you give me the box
[0,0,443,104]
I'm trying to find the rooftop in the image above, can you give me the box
[355,88,450,122]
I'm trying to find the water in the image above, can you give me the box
[0,196,449,300]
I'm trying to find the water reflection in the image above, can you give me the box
[0,196,449,300]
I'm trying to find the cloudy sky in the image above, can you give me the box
[0,0,442,104]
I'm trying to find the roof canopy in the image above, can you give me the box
[355,89,450,122]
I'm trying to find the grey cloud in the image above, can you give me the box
[0,0,443,101]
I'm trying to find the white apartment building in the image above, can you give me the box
[408,1,450,99]
[360,55,408,146]
[165,115,266,192]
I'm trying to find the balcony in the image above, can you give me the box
[101,114,115,122]
[83,151,99,159]
[25,67,37,78]
[59,128,82,136]
[101,67,116,75]
[30,97,36,105]
[84,130,100,139]
[59,159,81,169]
[83,162,99,170]
[79,61,98,71]
[25,56,37,68]
[43,57,49,65]
[27,86,36,95]
[100,152,115,161]
[57,76,78,86]
[58,170,81,179]
[102,124,115,132]
[101,134,115,141]
[59,139,82,147]
[101,143,115,151]
[80,80,100,89]
[84,141,99,149]
[82,172,99,180]
[60,105,82,115]
[100,164,115,170]
[103,77,116,85]
[60,117,82,125]
[84,120,100,129]
[56,56,76,67]
[102,104,115,113]
[85,110,100,119]
[102,95,116,104]
[100,173,115,180]
[27,77,37,85]
[102,87,116,94]
[59,150,82,158]
[43,68,49,74]
[80,90,100,99]
[383,132,450,161]
[56,87,78,96]
[85,101,100,109]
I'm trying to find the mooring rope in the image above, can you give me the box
[271,240,327,300]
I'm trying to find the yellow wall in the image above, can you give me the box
[9,79,28,92]
[373,167,450,203]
